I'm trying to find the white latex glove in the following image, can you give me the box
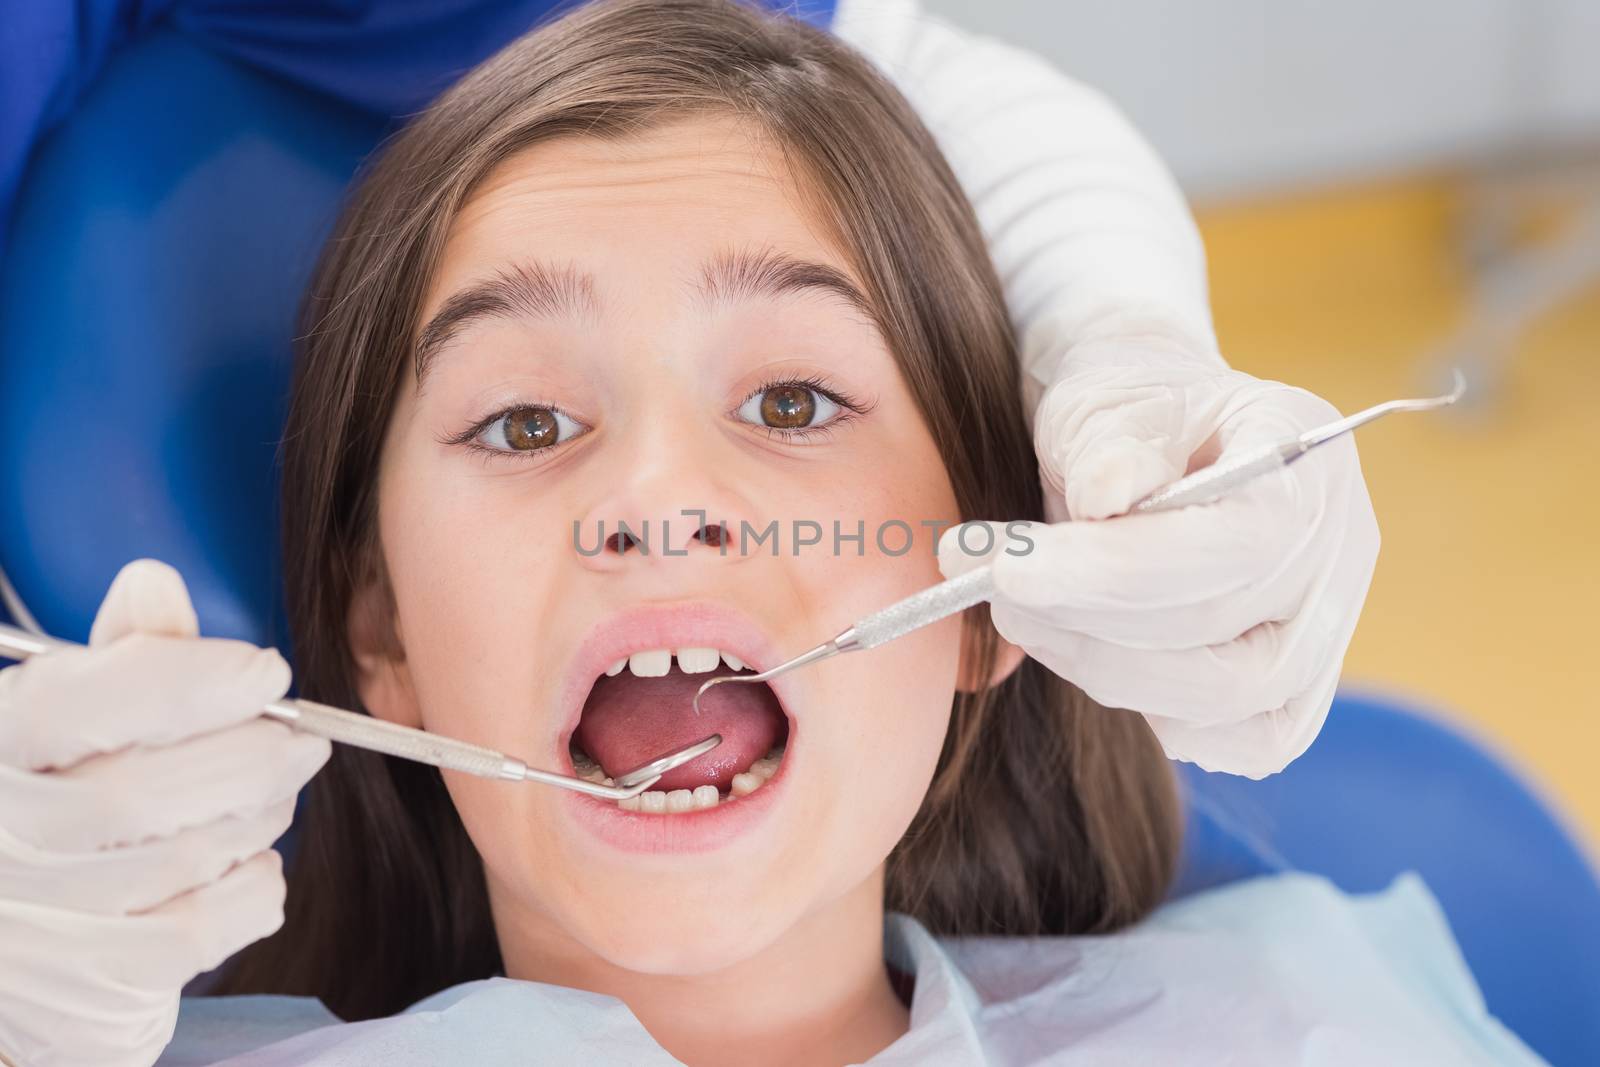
[940,338,1380,779]
[0,560,330,1067]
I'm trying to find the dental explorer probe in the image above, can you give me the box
[0,624,720,800]
[694,369,1468,713]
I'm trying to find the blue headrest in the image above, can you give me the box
[0,30,385,644]
[1179,690,1600,1066]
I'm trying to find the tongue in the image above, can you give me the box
[575,666,784,792]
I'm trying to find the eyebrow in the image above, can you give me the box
[696,248,875,323]
[413,248,875,388]
[414,261,598,388]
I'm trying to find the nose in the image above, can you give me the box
[571,416,761,576]
[593,511,729,557]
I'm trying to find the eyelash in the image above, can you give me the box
[735,374,872,445]
[437,403,589,466]
[439,374,873,464]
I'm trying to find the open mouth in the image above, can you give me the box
[569,646,791,812]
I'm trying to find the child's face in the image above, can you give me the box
[361,114,969,977]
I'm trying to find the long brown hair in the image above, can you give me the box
[221,0,1180,1019]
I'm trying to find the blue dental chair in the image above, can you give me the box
[2,26,1597,1067]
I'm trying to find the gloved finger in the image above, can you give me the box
[1143,654,1343,779]
[0,796,296,915]
[986,491,1304,650]
[1034,370,1228,520]
[119,848,289,990]
[934,520,1023,580]
[4,720,328,851]
[0,847,287,998]
[1059,433,1190,522]
[1009,379,1353,642]
[88,558,201,646]
[0,631,292,772]
[990,426,1353,649]
[989,597,1336,729]
[0,903,179,1067]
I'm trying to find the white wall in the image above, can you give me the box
[924,0,1600,200]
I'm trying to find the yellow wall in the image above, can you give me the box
[1196,177,1600,851]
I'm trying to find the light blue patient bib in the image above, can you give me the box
[159,872,1546,1065]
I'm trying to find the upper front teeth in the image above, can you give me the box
[604,648,750,678]
[676,647,720,673]
[628,649,671,677]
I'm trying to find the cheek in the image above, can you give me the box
[376,473,579,895]
[378,456,572,746]
[812,615,962,857]
[770,435,965,887]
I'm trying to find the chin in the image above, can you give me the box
[561,890,796,976]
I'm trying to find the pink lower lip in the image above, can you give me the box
[553,602,790,761]
[555,600,808,853]
[561,736,793,854]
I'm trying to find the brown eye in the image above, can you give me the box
[734,380,847,440]
[759,384,816,428]
[475,404,587,455]
[504,406,559,450]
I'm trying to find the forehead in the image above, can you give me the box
[428,113,848,308]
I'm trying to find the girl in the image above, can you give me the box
[0,2,1537,1064]
[230,0,1176,1051]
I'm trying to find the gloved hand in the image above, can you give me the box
[0,560,330,1067]
[940,338,1380,779]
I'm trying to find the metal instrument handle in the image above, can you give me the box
[263,698,523,780]
[846,565,997,650]
[1131,441,1299,513]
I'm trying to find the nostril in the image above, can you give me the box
[605,528,646,555]
[599,518,728,555]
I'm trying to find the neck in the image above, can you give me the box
[490,868,909,1067]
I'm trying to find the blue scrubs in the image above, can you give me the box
[0,0,834,253]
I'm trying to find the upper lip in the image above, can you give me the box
[555,600,797,771]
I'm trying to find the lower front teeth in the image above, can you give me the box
[614,746,784,813]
